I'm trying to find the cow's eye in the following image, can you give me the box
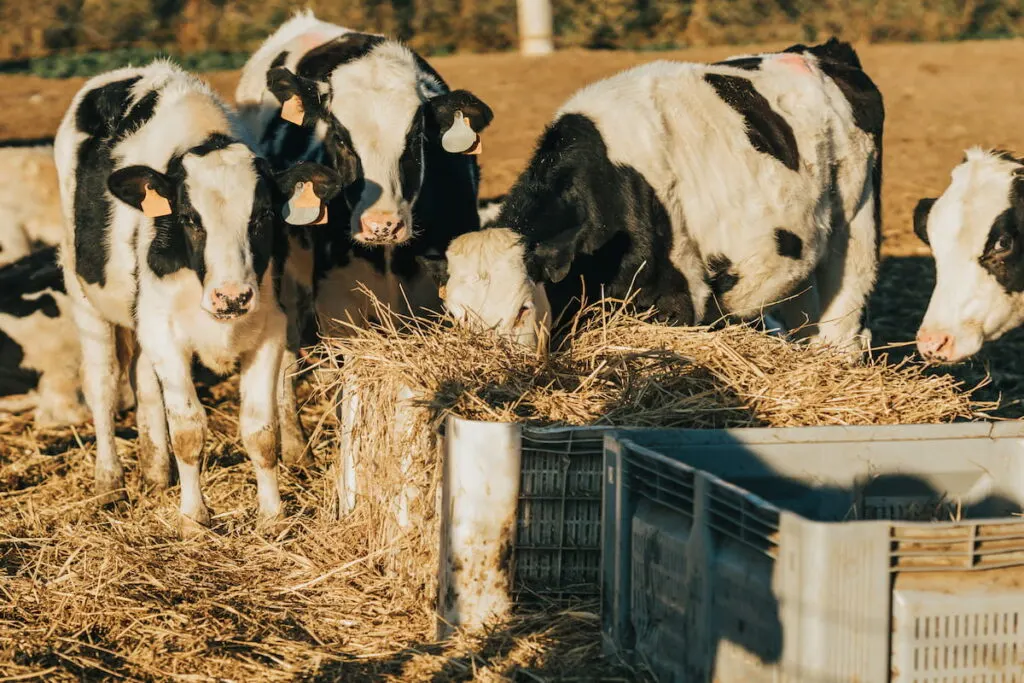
[994,233,1014,254]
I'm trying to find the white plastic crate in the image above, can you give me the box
[602,422,1024,683]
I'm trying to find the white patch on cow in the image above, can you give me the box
[917,148,1024,362]
[0,144,63,265]
[477,198,503,228]
[442,228,552,351]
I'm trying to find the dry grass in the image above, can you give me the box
[0,379,629,681]
[0,293,990,681]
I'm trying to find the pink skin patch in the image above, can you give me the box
[774,53,813,74]
[299,32,329,51]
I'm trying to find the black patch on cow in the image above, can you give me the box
[706,254,739,297]
[0,247,64,319]
[189,133,236,157]
[913,198,935,246]
[270,50,289,70]
[784,37,863,70]
[399,111,426,203]
[716,56,762,71]
[0,137,54,148]
[774,229,803,260]
[247,170,276,282]
[497,113,694,328]
[0,328,39,397]
[970,149,1021,165]
[296,33,387,81]
[72,77,160,286]
[979,181,1024,293]
[703,73,800,172]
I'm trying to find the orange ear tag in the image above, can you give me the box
[464,136,482,156]
[281,95,305,126]
[141,184,172,218]
[439,285,447,299]
[285,181,328,226]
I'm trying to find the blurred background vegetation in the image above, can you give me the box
[1,0,1022,76]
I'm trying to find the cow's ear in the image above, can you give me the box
[108,166,176,217]
[416,253,450,289]
[528,231,580,284]
[275,162,345,227]
[914,198,936,246]
[428,90,494,155]
[267,67,322,127]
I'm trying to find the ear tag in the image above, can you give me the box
[284,181,328,226]
[281,95,305,126]
[141,184,172,218]
[439,285,447,299]
[441,110,480,154]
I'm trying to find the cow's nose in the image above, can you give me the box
[209,284,255,319]
[357,212,410,244]
[917,329,956,361]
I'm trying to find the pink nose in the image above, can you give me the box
[209,284,254,318]
[357,212,409,243]
[917,329,956,361]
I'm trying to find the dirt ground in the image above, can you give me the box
[4,40,1024,681]
[5,39,1024,413]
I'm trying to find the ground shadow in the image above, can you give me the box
[870,255,1024,417]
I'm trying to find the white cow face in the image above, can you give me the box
[420,228,552,352]
[915,148,1024,363]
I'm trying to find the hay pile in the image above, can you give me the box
[0,380,628,681]
[311,296,986,627]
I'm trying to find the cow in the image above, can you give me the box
[0,138,64,265]
[235,11,493,465]
[54,60,342,531]
[419,39,884,357]
[914,148,1024,363]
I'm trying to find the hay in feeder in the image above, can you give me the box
[310,291,988,621]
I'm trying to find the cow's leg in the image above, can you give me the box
[141,327,210,528]
[68,297,123,502]
[810,177,879,359]
[131,349,172,489]
[240,319,285,520]
[278,349,310,467]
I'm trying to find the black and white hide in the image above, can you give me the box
[236,11,493,464]
[914,148,1024,363]
[420,39,884,358]
[54,61,341,531]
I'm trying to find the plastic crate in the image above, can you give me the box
[602,422,1024,683]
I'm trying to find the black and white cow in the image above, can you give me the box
[421,40,884,356]
[914,148,1024,363]
[54,61,341,530]
[236,11,493,463]
[0,138,64,265]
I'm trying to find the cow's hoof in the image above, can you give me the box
[95,471,127,506]
[143,465,173,491]
[179,507,212,538]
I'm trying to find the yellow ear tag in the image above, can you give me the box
[281,95,305,126]
[439,285,447,299]
[141,184,172,218]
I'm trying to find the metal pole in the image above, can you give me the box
[517,0,554,56]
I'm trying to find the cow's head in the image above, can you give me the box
[108,135,342,321]
[915,148,1024,363]
[419,228,552,352]
[265,36,493,246]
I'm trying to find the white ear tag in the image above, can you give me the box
[283,181,327,226]
[441,110,480,154]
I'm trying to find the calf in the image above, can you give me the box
[914,148,1024,362]
[236,11,493,463]
[54,61,341,529]
[0,138,64,265]
[421,40,883,356]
